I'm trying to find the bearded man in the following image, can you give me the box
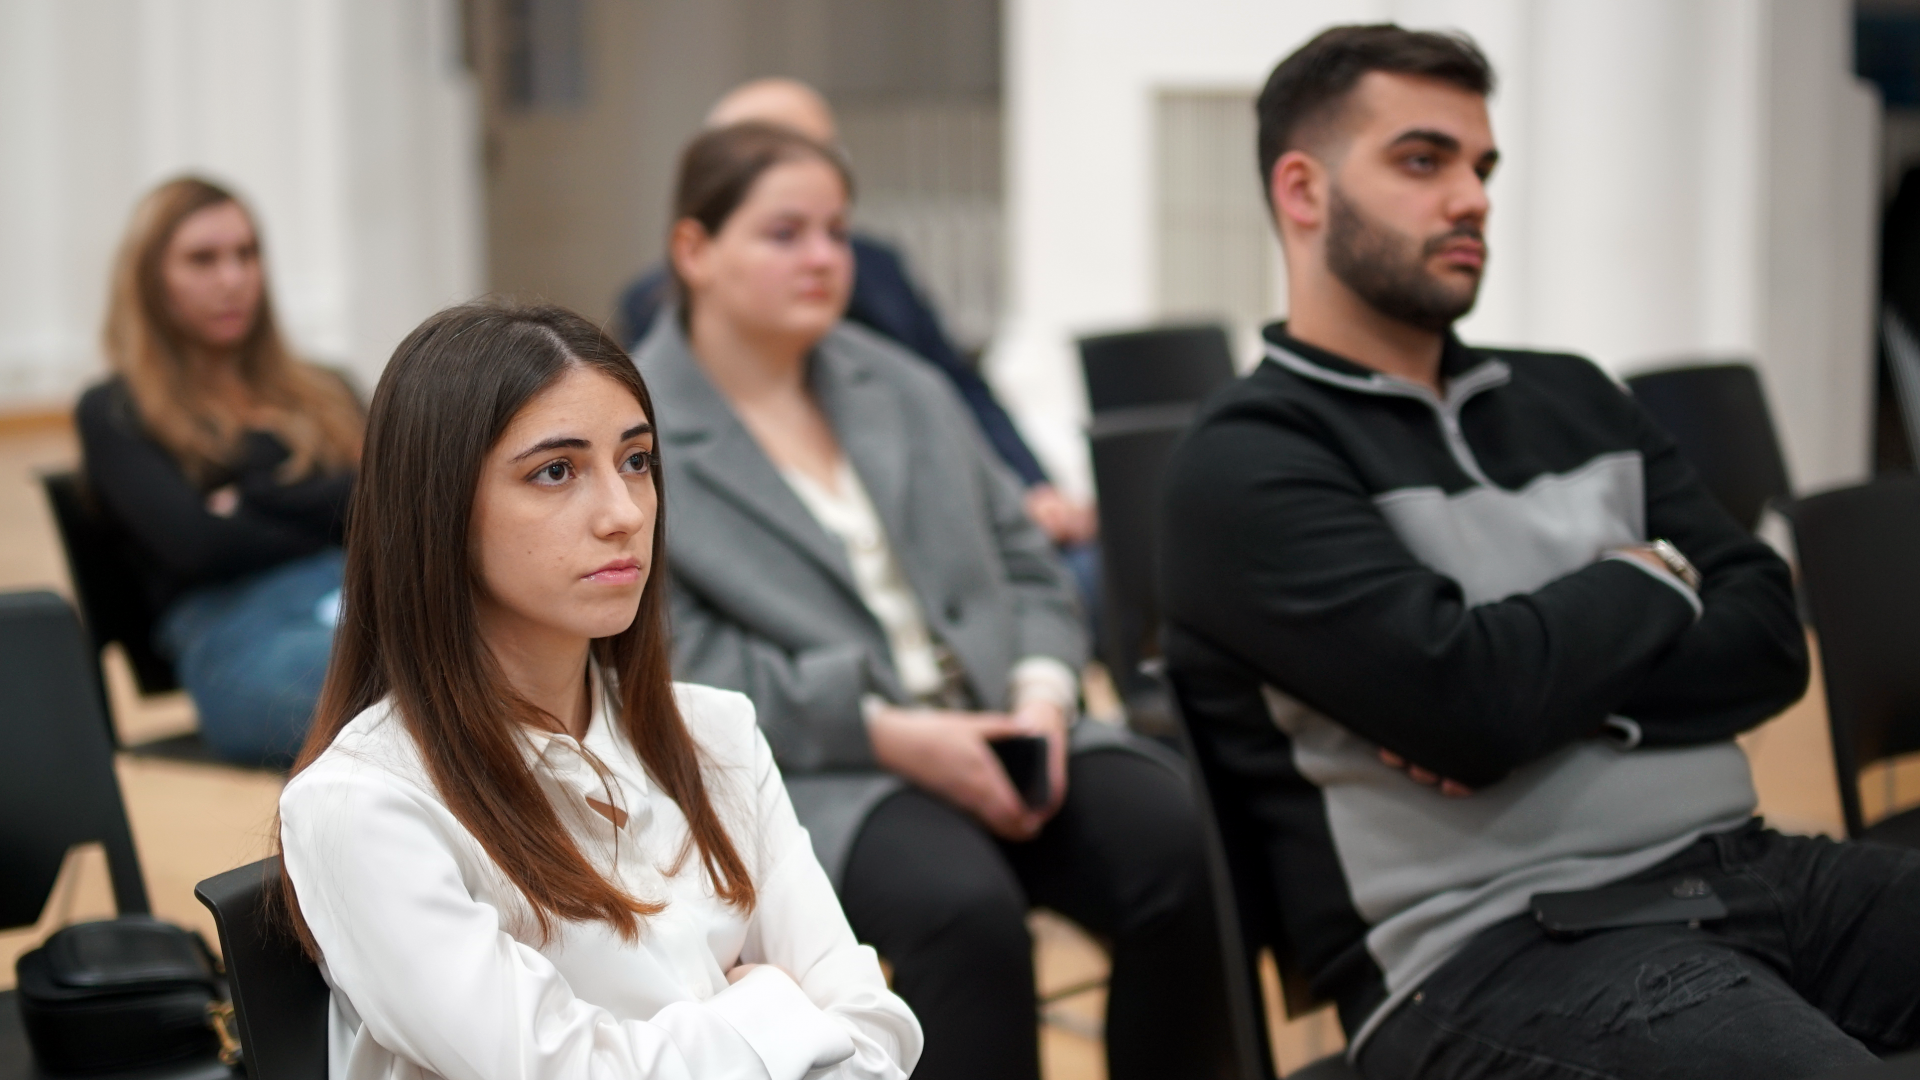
[1160,24,1920,1079]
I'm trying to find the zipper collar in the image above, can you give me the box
[1262,329,1510,407]
[1263,330,1512,489]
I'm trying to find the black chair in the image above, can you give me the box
[1625,363,1792,532]
[0,590,229,1080]
[1163,668,1355,1079]
[1786,478,1920,848]
[41,472,232,765]
[1879,304,1920,471]
[40,472,178,701]
[0,591,150,929]
[1086,407,1194,737]
[1078,323,1237,415]
[194,859,329,1080]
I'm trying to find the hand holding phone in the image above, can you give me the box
[990,734,1050,809]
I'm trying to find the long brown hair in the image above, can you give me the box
[667,120,855,322]
[279,301,754,954]
[103,176,362,484]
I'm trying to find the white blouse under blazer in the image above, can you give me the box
[279,676,921,1080]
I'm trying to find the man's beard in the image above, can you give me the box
[1325,183,1484,333]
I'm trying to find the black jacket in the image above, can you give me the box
[76,377,352,611]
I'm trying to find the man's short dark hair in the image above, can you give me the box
[1256,24,1494,196]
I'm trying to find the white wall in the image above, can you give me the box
[994,0,1879,496]
[0,0,482,407]
[1759,1,1880,492]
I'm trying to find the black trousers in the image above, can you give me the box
[840,747,1235,1080]
[1358,821,1920,1080]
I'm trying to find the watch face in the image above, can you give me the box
[1651,540,1699,588]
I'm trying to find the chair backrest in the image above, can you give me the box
[1624,363,1791,532]
[1880,304,1920,466]
[40,471,179,697]
[0,590,150,928]
[1787,477,1920,838]
[1087,407,1194,728]
[1078,323,1237,415]
[195,858,329,1080]
[1163,672,1279,1080]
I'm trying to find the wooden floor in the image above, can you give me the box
[2,417,1915,1080]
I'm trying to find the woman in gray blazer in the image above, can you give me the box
[635,122,1231,1080]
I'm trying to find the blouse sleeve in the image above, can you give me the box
[279,758,906,1080]
[728,698,924,1079]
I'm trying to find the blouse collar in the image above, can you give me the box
[516,663,653,831]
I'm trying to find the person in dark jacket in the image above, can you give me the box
[614,80,1100,582]
[76,177,362,765]
[1160,25,1920,1079]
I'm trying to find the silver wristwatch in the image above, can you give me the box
[1647,539,1701,591]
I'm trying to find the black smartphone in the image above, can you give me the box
[990,735,1050,809]
[1531,877,1728,939]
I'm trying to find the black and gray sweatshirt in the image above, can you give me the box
[1160,325,1809,1051]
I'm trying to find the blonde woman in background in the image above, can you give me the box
[76,176,362,765]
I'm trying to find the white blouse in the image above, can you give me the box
[279,676,922,1080]
[779,460,945,698]
[778,459,1078,713]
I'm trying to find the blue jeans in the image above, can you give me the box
[159,548,343,767]
[1357,820,1920,1080]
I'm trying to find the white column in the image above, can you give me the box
[0,0,482,409]
[334,0,486,391]
[1758,0,1880,491]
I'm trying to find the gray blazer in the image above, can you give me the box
[635,316,1100,882]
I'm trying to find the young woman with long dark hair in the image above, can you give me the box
[276,302,919,1080]
[634,122,1233,1080]
[77,176,363,764]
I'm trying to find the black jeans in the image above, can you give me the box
[839,747,1235,1080]
[1358,821,1920,1080]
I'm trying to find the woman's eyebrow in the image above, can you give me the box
[510,423,651,462]
[511,436,588,462]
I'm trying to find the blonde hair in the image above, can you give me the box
[102,176,362,485]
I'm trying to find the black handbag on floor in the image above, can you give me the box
[14,916,234,1074]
